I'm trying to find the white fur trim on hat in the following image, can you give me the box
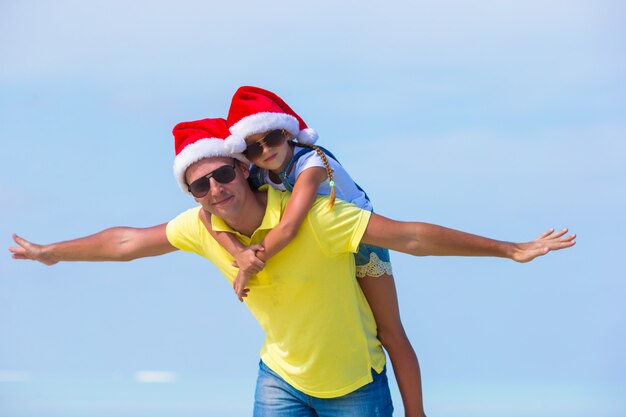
[297,128,318,145]
[224,134,247,154]
[173,138,248,195]
[229,112,300,139]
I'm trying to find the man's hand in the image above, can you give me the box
[233,269,252,302]
[511,228,576,263]
[9,234,59,266]
[232,244,265,275]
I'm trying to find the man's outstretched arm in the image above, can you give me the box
[9,224,177,266]
[361,214,576,263]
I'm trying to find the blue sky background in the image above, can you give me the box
[1,1,624,416]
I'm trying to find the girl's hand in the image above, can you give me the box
[232,244,265,275]
[9,234,59,266]
[233,269,252,302]
[511,228,576,263]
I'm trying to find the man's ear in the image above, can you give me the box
[237,160,250,179]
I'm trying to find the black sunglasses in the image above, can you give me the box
[187,160,237,198]
[243,129,288,160]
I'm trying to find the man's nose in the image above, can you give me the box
[209,177,224,196]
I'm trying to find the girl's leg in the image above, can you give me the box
[358,274,426,417]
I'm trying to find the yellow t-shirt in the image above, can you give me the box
[166,186,385,398]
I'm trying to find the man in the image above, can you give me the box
[10,118,575,417]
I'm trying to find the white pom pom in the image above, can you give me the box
[224,135,247,153]
[297,128,318,145]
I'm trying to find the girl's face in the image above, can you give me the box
[244,129,293,172]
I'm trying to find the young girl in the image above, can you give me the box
[201,86,426,417]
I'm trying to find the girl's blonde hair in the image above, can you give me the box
[294,142,336,208]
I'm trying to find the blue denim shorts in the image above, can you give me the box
[354,244,393,278]
[354,244,390,267]
[253,360,393,417]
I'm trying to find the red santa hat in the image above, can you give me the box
[225,86,318,153]
[172,117,248,195]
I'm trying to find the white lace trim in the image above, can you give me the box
[356,252,393,278]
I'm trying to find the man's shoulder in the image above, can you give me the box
[300,196,370,255]
[166,206,202,242]
[168,206,202,225]
[260,184,291,210]
[311,195,363,212]
[264,184,366,224]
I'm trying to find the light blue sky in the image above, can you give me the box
[1,1,625,416]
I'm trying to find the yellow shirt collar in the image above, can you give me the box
[210,185,282,237]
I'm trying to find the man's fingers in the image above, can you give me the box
[11,234,34,254]
[536,228,555,240]
[9,241,29,259]
[12,234,26,249]
[536,228,572,242]
[251,260,265,270]
[545,234,576,246]
[548,238,576,250]
[249,244,265,252]
[8,246,22,254]
[12,233,32,247]
[237,288,250,302]
[517,230,576,263]
[545,228,569,240]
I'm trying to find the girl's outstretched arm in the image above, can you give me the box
[256,166,327,262]
[362,214,576,262]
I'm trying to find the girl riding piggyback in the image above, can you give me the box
[205,86,426,417]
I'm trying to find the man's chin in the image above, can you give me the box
[207,196,236,216]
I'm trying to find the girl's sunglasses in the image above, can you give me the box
[187,160,237,198]
[243,129,288,160]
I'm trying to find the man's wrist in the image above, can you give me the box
[42,244,61,262]
[500,241,518,260]
[233,244,246,257]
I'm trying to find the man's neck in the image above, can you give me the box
[222,189,268,237]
